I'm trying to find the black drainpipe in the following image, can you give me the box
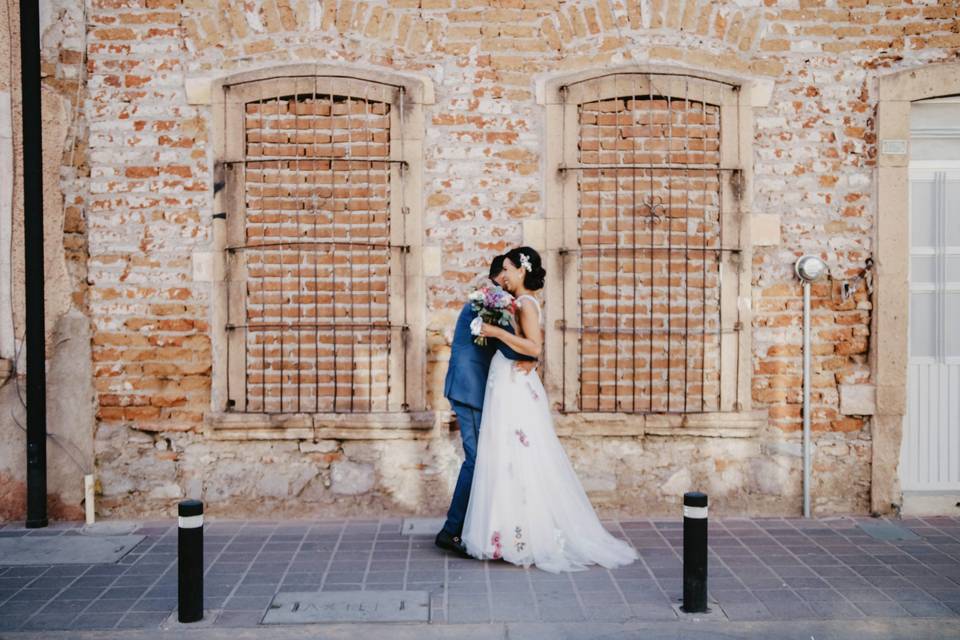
[20,0,48,529]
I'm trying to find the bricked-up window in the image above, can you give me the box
[220,76,419,414]
[549,73,746,415]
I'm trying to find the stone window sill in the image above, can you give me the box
[206,411,435,441]
[552,410,767,438]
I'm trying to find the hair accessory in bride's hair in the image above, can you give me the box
[519,253,532,273]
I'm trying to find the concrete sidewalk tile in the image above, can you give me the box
[108,574,153,587]
[620,587,667,603]
[854,601,913,617]
[812,565,858,577]
[223,594,273,610]
[85,597,138,613]
[772,565,817,578]
[490,605,540,622]
[713,589,761,605]
[577,590,625,605]
[782,576,829,589]
[924,588,960,602]
[825,576,872,588]
[233,583,277,596]
[762,600,816,620]
[72,612,123,629]
[584,603,634,622]
[900,600,954,617]
[19,613,79,630]
[39,599,87,615]
[9,588,60,601]
[130,598,176,612]
[0,614,22,630]
[213,610,264,627]
[806,600,865,619]
[720,602,775,621]
[754,589,799,604]
[27,575,77,590]
[840,588,894,602]
[446,606,491,624]
[536,604,586,622]
[628,603,677,620]
[321,584,362,591]
[909,575,959,589]
[881,587,940,602]
[0,600,40,615]
[4,566,48,577]
[736,576,786,590]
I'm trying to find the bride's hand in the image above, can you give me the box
[478,322,502,339]
[515,360,538,375]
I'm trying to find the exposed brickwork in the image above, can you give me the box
[239,95,392,413]
[577,96,721,413]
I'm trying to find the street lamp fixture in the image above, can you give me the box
[795,254,827,283]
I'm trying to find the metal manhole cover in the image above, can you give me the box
[262,590,430,624]
[0,535,144,565]
[856,519,921,542]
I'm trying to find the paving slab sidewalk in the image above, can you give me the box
[0,516,958,638]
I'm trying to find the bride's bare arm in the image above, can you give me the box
[479,300,542,357]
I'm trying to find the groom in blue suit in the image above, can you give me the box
[435,254,537,557]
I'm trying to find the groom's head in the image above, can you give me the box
[489,254,510,290]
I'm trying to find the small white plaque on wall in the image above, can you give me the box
[523,219,546,249]
[184,77,213,105]
[881,139,908,155]
[839,384,876,416]
[422,246,441,277]
[192,251,223,282]
[750,214,781,247]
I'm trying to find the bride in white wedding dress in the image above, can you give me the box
[461,247,639,573]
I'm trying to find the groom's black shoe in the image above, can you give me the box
[435,530,470,558]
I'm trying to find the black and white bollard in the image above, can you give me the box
[177,499,204,623]
[681,491,708,613]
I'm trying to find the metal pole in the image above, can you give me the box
[802,280,811,518]
[794,253,825,519]
[178,500,204,623]
[681,491,708,613]
[20,0,48,529]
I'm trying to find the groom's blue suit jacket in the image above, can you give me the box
[444,303,535,411]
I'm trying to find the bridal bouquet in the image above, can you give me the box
[467,285,516,346]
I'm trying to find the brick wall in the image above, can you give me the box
[240,95,392,413]
[577,96,721,413]
[46,0,960,517]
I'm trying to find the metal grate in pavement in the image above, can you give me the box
[262,590,430,624]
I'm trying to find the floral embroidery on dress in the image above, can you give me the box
[515,429,530,447]
[490,531,502,559]
[514,526,525,552]
[525,381,540,401]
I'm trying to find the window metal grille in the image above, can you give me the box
[223,77,409,414]
[557,73,741,414]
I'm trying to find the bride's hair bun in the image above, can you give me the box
[506,246,546,291]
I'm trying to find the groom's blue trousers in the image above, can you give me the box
[442,400,483,537]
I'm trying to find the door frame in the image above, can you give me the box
[874,63,960,513]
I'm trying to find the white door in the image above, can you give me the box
[901,166,960,491]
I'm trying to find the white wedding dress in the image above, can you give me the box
[461,295,639,573]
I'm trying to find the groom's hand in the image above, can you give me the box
[515,360,538,374]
